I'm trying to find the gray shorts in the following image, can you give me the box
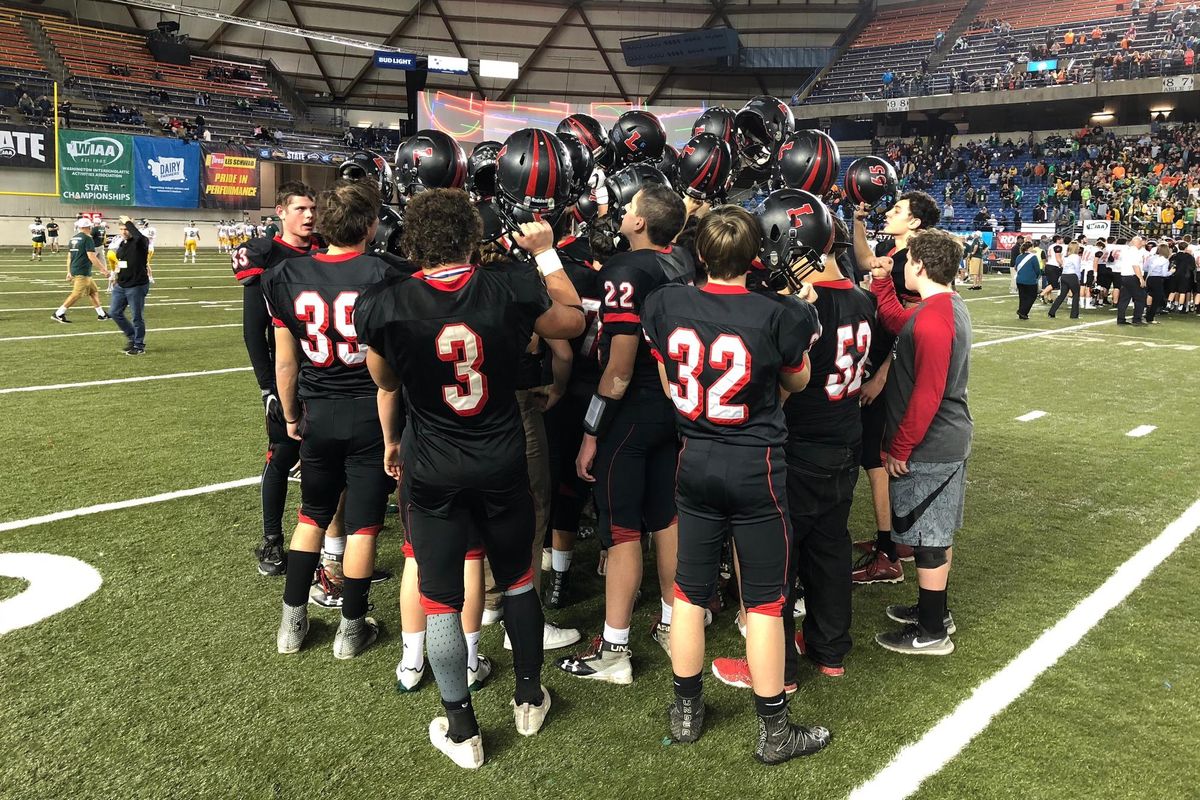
[889,460,966,548]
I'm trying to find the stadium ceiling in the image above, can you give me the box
[58,0,868,107]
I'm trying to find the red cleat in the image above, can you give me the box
[711,656,752,689]
[851,550,904,585]
[853,539,914,562]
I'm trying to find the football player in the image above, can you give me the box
[182,222,200,264]
[218,221,230,253]
[642,204,830,762]
[265,180,398,659]
[556,182,691,685]
[356,188,585,768]
[30,217,46,261]
[233,181,320,576]
[850,192,940,584]
[140,219,157,264]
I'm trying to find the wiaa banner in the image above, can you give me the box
[201,144,260,209]
[59,130,134,204]
[0,123,54,169]
[133,137,200,208]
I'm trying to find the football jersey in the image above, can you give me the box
[783,278,877,446]
[232,235,313,285]
[29,223,46,241]
[557,235,604,395]
[144,226,157,247]
[262,251,396,400]
[598,248,690,397]
[355,262,553,485]
[184,227,200,241]
[642,283,819,447]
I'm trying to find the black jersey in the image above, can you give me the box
[598,248,690,397]
[232,235,314,285]
[262,251,395,400]
[642,283,819,447]
[236,235,317,392]
[877,238,919,304]
[558,236,604,394]
[355,262,552,485]
[784,278,876,446]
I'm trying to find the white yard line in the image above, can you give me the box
[0,477,261,533]
[0,300,242,312]
[972,320,1113,349]
[849,497,1200,800]
[0,286,238,295]
[0,323,240,343]
[1126,425,1157,438]
[0,367,251,394]
[1015,410,1048,422]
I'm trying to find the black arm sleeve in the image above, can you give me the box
[243,284,275,392]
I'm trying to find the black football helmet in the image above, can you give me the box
[338,150,396,204]
[735,95,795,173]
[494,128,575,229]
[394,130,467,199]
[757,188,835,291]
[656,144,680,184]
[557,113,608,160]
[691,106,737,147]
[604,163,670,227]
[476,198,504,244]
[609,110,666,166]
[555,132,595,198]
[575,192,598,221]
[370,203,405,257]
[773,129,841,195]
[467,140,502,200]
[675,133,733,202]
[844,156,898,208]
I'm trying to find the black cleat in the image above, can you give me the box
[52,311,71,324]
[371,567,393,583]
[885,604,956,635]
[97,312,111,321]
[754,709,830,765]
[124,347,145,356]
[667,695,705,743]
[542,568,570,609]
[255,538,286,576]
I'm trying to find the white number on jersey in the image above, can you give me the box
[436,323,488,416]
[292,290,363,367]
[825,321,871,401]
[665,327,751,424]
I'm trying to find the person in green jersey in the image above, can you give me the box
[53,218,110,324]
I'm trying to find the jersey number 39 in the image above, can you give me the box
[293,290,363,367]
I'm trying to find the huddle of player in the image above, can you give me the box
[235,98,974,771]
[218,220,259,252]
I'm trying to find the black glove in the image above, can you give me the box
[262,389,285,425]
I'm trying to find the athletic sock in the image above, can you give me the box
[95,307,106,317]
[502,588,545,705]
[465,630,481,672]
[401,631,426,671]
[603,623,630,646]
[442,696,479,743]
[427,612,470,713]
[341,576,371,621]
[917,587,948,637]
[322,533,346,558]
[754,690,788,719]
[551,548,573,572]
[875,529,898,560]
[660,598,673,625]
[55,305,67,316]
[283,549,320,606]
[673,671,702,700]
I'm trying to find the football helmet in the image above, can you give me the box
[691,106,737,146]
[394,130,467,199]
[575,192,599,221]
[556,132,595,198]
[371,203,405,257]
[476,198,504,244]
[604,163,670,227]
[735,95,794,173]
[656,143,680,183]
[675,133,733,202]
[844,156,898,208]
[773,130,841,195]
[338,150,396,205]
[467,140,502,200]
[557,113,608,159]
[609,109,666,166]
[757,188,835,291]
[494,128,575,229]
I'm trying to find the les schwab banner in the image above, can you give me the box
[58,130,134,204]
[201,145,260,209]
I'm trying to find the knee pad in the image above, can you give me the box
[913,545,948,569]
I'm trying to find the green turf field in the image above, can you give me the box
[1,246,1197,799]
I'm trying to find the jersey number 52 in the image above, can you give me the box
[825,321,871,401]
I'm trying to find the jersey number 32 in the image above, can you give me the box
[665,328,749,424]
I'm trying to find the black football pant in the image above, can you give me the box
[546,392,592,534]
[593,399,678,548]
[1016,283,1038,318]
[297,397,391,536]
[262,413,300,543]
[1146,276,1167,322]
[1118,275,1147,323]
[1049,274,1081,319]
[783,441,860,679]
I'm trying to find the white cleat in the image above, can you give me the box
[481,607,503,626]
[429,717,484,769]
[504,621,581,651]
[512,685,552,736]
[395,662,425,692]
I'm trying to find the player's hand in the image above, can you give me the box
[531,384,564,412]
[859,375,884,406]
[286,421,302,441]
[683,196,711,219]
[853,202,870,224]
[383,442,404,482]
[795,282,817,303]
[119,215,130,225]
[576,434,598,483]
[885,453,910,477]
[870,256,893,280]
[512,221,554,255]
[262,390,285,425]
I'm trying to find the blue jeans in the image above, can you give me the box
[110,283,148,348]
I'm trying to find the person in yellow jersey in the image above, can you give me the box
[183,221,201,263]
[30,217,47,261]
[140,219,158,264]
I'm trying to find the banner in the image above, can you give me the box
[58,130,133,204]
[0,124,54,169]
[200,145,260,209]
[374,51,417,70]
[995,231,1023,252]
[1082,219,1111,239]
[253,145,347,165]
[133,137,200,208]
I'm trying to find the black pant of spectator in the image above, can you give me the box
[1017,283,1038,318]
[782,442,860,678]
[1145,276,1168,321]
[1118,275,1148,323]
[1049,274,1081,318]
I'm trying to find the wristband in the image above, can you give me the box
[285,416,300,424]
[534,248,564,277]
[583,392,621,439]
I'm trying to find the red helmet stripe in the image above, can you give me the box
[545,131,558,201]
[526,131,540,198]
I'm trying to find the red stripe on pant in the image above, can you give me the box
[747,594,786,617]
[611,525,641,545]
[673,581,699,605]
[297,512,320,527]
[349,525,382,537]
[420,593,460,615]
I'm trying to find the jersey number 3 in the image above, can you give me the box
[666,328,750,424]
[293,290,363,367]
[437,323,488,416]
[825,321,871,401]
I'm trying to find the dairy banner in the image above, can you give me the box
[133,136,200,208]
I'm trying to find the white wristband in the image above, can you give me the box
[534,248,564,276]
[593,185,609,206]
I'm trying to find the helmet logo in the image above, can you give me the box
[624,130,642,152]
[786,204,813,226]
[778,140,794,159]
[412,147,433,165]
[694,125,704,135]
[682,145,696,157]
[868,164,888,185]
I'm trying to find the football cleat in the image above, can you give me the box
[886,604,957,635]
[542,568,570,609]
[754,710,831,765]
[276,603,308,654]
[540,548,552,573]
[255,538,286,577]
[853,539,915,562]
[512,685,552,736]
[371,567,394,583]
[875,623,954,656]
[793,597,807,619]
[332,615,378,659]
[503,621,581,651]
[429,717,484,769]
[555,635,633,685]
[52,311,71,324]
[650,619,671,656]
[667,695,706,743]
[97,311,111,321]
[711,656,753,689]
[395,662,425,692]
[851,550,904,585]
[468,654,493,692]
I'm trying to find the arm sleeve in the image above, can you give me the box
[125,220,144,243]
[598,256,649,335]
[242,284,276,392]
[774,296,820,373]
[888,302,956,462]
[869,274,916,335]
